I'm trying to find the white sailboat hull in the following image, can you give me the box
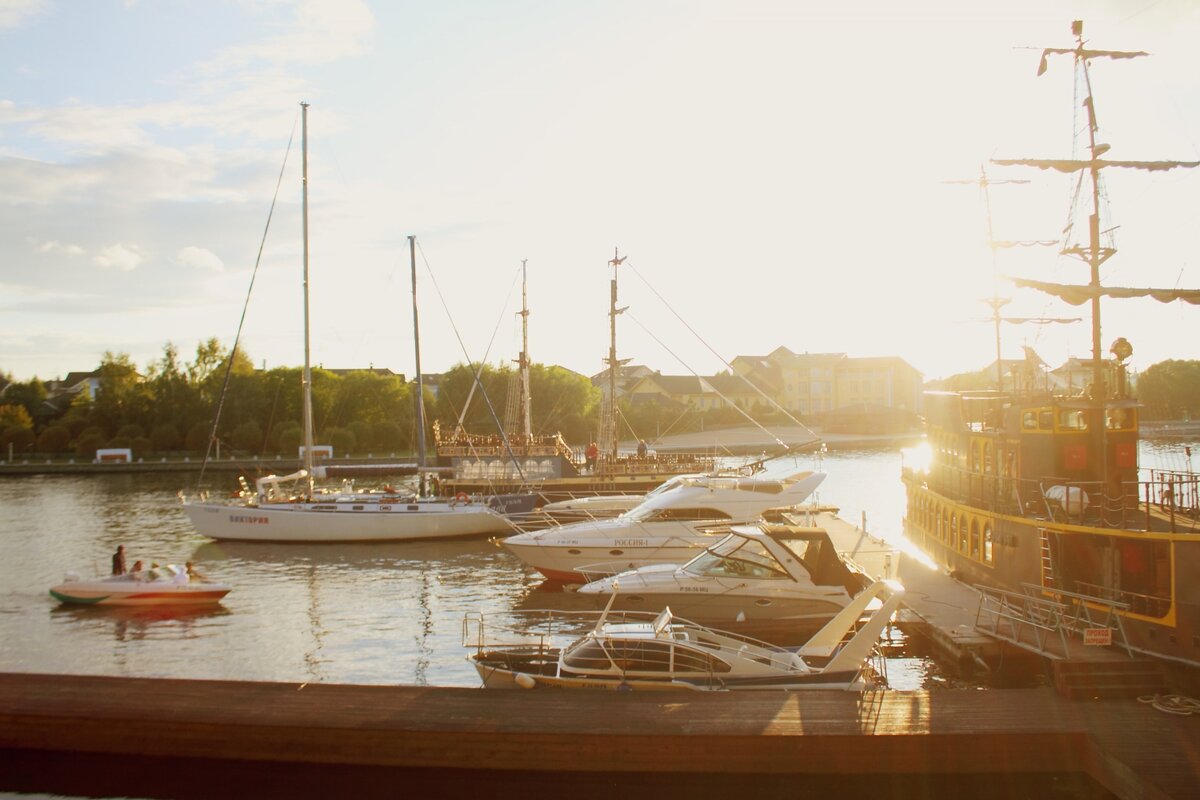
[182,498,513,542]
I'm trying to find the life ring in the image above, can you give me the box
[455,492,470,505]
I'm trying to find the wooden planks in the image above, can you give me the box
[1,672,1197,798]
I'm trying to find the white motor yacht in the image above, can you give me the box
[501,463,826,582]
[464,577,904,691]
[576,523,871,642]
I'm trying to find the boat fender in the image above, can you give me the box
[514,673,537,689]
[455,492,470,505]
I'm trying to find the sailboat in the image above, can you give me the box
[902,21,1200,674]
[435,250,722,502]
[181,103,515,542]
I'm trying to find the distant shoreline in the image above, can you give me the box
[2,422,1194,477]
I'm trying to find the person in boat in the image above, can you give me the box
[111,545,126,576]
[130,560,144,577]
[585,441,599,473]
[637,439,648,459]
[186,561,206,582]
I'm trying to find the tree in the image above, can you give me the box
[1,426,36,454]
[530,365,599,443]
[75,431,105,459]
[93,352,152,432]
[327,426,356,455]
[1137,360,1200,420]
[231,420,264,453]
[151,422,182,452]
[0,404,33,430]
[3,379,48,427]
[37,425,71,454]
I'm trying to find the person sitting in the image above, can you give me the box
[186,561,206,582]
[111,545,127,576]
[130,560,144,577]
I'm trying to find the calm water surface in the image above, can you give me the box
[1,442,1192,689]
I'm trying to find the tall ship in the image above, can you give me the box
[435,252,721,502]
[902,22,1200,674]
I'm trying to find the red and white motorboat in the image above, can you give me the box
[49,564,231,606]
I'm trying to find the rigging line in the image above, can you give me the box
[455,264,522,431]
[625,310,813,455]
[624,260,819,442]
[415,240,526,485]
[196,112,299,490]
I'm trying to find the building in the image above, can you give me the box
[732,348,922,417]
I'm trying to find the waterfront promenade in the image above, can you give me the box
[0,427,912,476]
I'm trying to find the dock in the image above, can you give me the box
[783,509,1002,666]
[1,672,1197,799]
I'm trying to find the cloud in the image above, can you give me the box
[35,239,85,255]
[176,245,224,272]
[0,0,47,29]
[201,0,374,73]
[94,244,143,272]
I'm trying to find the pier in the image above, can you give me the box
[1,672,1197,799]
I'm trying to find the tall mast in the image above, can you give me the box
[300,101,314,499]
[605,248,627,460]
[517,259,532,440]
[410,235,426,490]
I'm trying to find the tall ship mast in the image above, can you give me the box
[902,21,1200,681]
[433,250,719,503]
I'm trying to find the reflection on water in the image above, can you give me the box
[0,441,1190,689]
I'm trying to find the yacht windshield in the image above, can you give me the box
[684,534,789,579]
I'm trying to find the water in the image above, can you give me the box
[1,442,1192,689]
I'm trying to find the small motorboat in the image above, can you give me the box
[574,522,874,642]
[49,564,231,606]
[464,577,904,691]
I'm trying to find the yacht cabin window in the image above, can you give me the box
[685,535,789,579]
[628,507,733,522]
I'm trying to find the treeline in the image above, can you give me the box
[919,358,1200,421]
[0,340,604,460]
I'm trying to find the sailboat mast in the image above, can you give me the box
[606,248,626,460]
[300,101,315,499]
[518,259,532,440]
[410,235,427,490]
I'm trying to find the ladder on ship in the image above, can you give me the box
[1039,528,1056,589]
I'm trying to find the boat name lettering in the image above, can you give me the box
[614,539,647,547]
[680,586,709,593]
[230,515,269,525]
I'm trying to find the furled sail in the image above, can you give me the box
[1009,277,1200,305]
[992,158,1200,173]
[1037,47,1148,76]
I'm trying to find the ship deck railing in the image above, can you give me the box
[1020,583,1133,657]
[918,464,1200,533]
[975,585,1072,659]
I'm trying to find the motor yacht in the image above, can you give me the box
[576,522,871,642]
[501,464,826,582]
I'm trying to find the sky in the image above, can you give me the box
[2,0,1199,386]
